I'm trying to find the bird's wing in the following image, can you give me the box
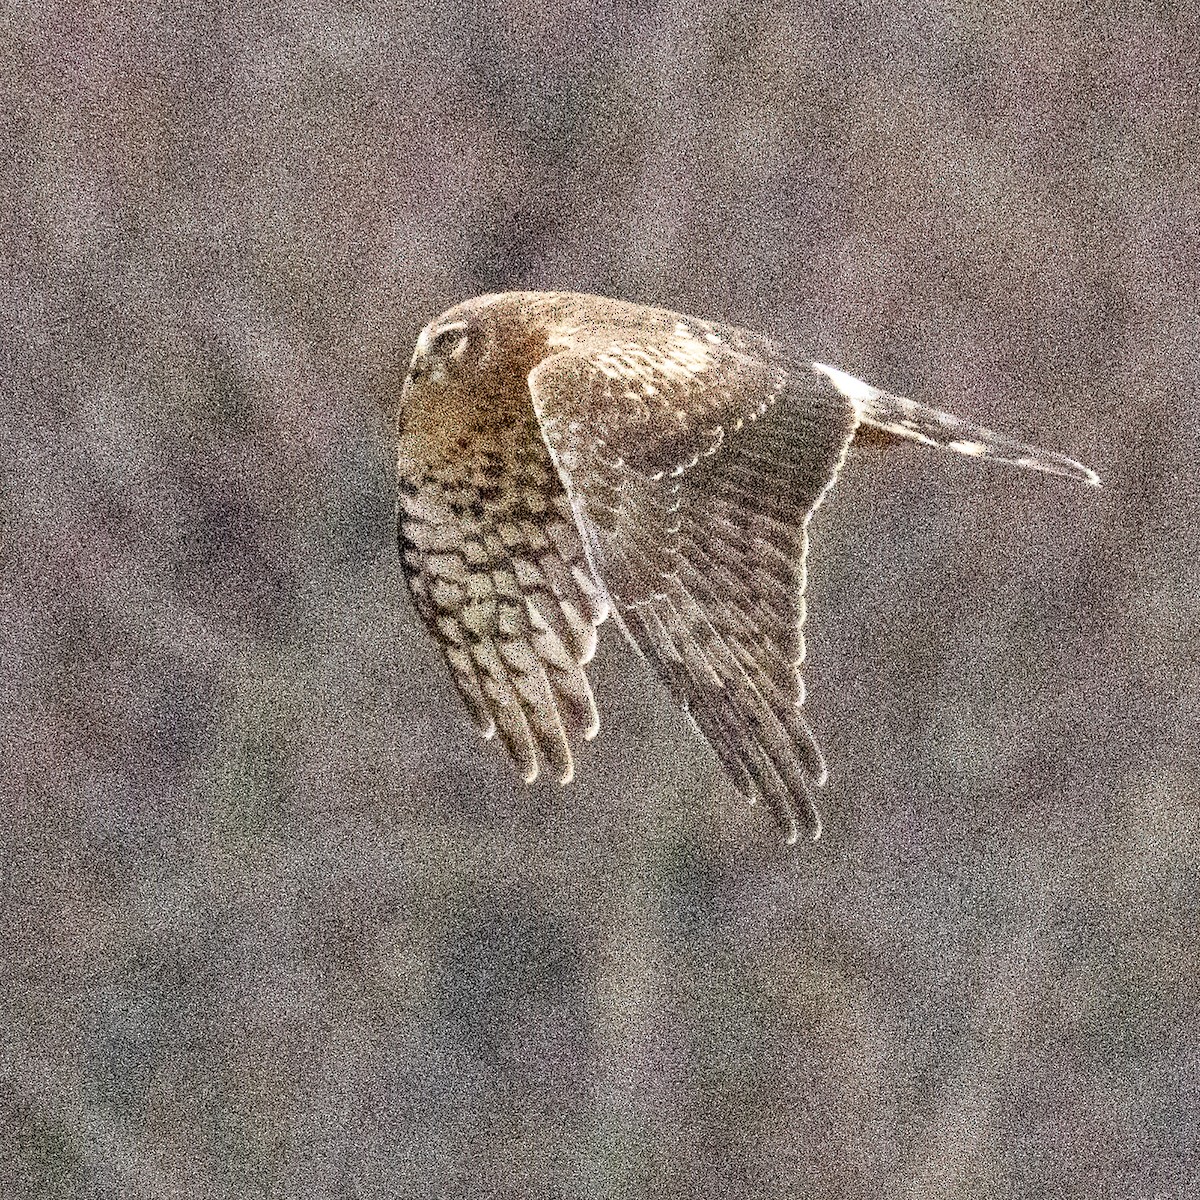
[529,311,861,842]
[397,416,610,786]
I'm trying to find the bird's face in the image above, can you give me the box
[404,314,483,393]
[398,299,550,480]
[397,311,492,458]
[397,299,548,474]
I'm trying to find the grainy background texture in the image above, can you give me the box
[2,2,1197,1197]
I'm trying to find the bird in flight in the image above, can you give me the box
[395,291,1099,844]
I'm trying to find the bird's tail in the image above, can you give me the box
[811,362,1101,488]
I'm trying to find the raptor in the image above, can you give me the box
[395,291,1099,843]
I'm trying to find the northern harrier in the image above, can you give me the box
[396,292,1099,843]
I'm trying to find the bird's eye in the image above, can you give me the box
[429,323,470,357]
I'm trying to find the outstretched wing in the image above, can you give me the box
[397,413,610,786]
[530,307,860,842]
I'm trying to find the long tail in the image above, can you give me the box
[811,362,1101,488]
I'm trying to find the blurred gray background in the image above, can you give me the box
[2,2,1196,1197]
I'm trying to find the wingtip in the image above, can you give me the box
[781,802,823,846]
[1064,458,1102,489]
[783,820,822,847]
[808,811,823,843]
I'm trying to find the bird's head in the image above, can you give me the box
[397,296,549,443]
[396,296,550,477]
[404,311,485,388]
[397,305,493,446]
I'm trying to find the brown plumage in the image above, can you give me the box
[395,291,1100,844]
